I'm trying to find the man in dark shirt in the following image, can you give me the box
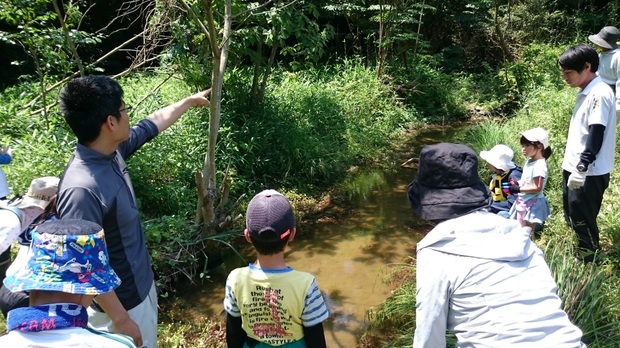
[57,75,210,347]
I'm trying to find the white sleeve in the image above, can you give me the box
[0,212,21,254]
[413,248,450,348]
[532,160,548,180]
[223,272,241,317]
[588,85,615,127]
[6,245,29,277]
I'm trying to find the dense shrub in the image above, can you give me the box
[0,61,421,293]
[215,59,419,193]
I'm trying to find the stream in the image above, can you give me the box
[163,126,464,347]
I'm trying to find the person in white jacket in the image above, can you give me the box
[588,26,620,115]
[0,176,59,288]
[406,143,586,348]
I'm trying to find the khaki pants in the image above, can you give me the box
[88,281,158,348]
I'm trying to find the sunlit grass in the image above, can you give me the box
[158,316,226,348]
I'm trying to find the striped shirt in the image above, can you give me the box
[224,264,329,346]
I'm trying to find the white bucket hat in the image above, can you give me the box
[14,176,59,210]
[480,144,516,172]
[520,127,550,149]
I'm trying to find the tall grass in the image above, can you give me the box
[361,260,417,347]
[545,234,620,346]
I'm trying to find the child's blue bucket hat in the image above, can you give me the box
[3,219,121,295]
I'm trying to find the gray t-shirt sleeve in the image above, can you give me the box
[57,186,104,224]
[117,119,159,160]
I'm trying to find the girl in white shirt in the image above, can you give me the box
[508,127,552,237]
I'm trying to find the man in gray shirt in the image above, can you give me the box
[57,75,210,347]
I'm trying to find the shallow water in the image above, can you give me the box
[166,127,462,347]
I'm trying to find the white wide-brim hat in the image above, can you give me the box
[520,127,550,149]
[480,144,516,172]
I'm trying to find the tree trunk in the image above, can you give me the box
[251,42,262,105]
[377,0,385,77]
[413,0,426,60]
[196,0,232,228]
[258,41,278,103]
[494,0,514,62]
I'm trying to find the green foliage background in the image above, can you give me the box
[0,61,424,292]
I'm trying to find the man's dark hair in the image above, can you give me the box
[558,44,599,73]
[249,231,292,256]
[58,75,124,144]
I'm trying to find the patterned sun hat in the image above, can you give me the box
[3,219,121,295]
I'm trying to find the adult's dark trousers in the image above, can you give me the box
[0,250,29,318]
[0,249,10,285]
[0,285,28,318]
[562,170,609,255]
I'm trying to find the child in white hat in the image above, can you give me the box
[480,144,523,217]
[507,128,553,236]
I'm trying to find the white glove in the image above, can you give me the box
[0,146,14,156]
[567,172,586,190]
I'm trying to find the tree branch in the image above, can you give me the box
[178,0,210,39]
[24,29,147,110]
[52,0,85,76]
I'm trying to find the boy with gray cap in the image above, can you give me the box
[0,219,136,347]
[223,189,329,348]
[407,143,585,348]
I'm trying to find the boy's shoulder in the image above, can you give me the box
[230,264,315,275]
[228,265,318,285]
